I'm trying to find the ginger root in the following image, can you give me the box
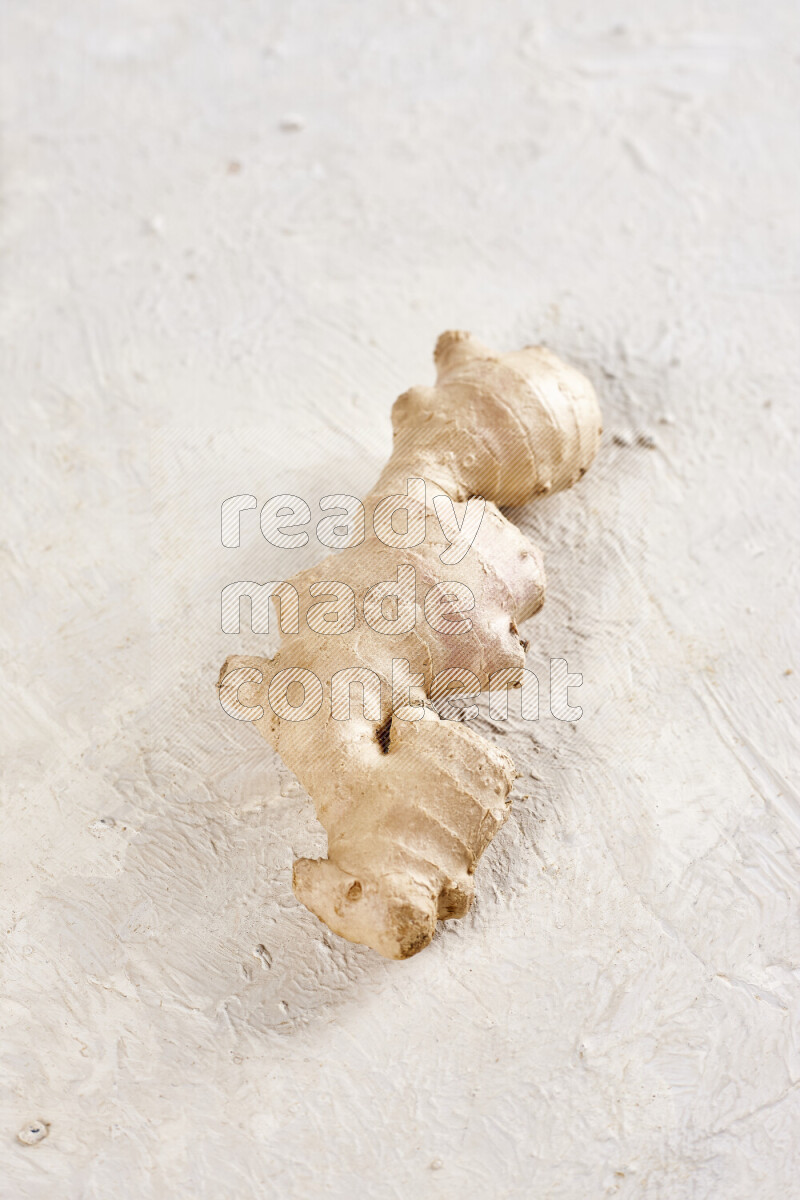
[220,332,601,959]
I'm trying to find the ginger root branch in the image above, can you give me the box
[220,332,601,958]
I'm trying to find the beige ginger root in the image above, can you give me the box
[220,332,601,959]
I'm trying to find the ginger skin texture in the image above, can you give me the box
[220,332,601,959]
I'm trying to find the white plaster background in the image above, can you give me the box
[1,1,799,1196]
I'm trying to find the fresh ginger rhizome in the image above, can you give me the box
[219,332,601,959]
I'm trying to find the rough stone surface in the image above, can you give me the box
[1,2,798,1197]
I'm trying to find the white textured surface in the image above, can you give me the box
[1,2,799,1196]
